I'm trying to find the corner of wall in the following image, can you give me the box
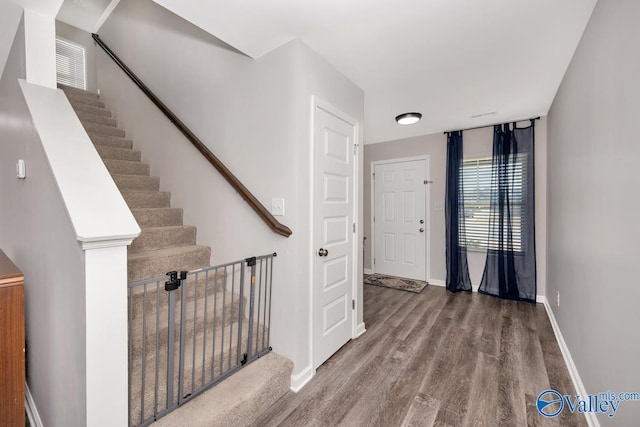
[290,364,314,392]
[541,298,599,427]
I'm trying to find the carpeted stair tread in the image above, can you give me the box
[127,245,211,282]
[67,93,106,108]
[70,102,113,117]
[132,207,183,228]
[82,121,126,137]
[129,288,244,359]
[130,226,196,252]
[104,158,150,176]
[76,110,118,127]
[129,321,262,425]
[95,145,142,162]
[89,134,134,149]
[130,318,260,379]
[113,174,160,191]
[127,245,209,263]
[150,352,291,427]
[128,269,227,317]
[122,191,171,209]
[58,83,100,99]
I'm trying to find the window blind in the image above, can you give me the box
[461,156,527,251]
[56,38,86,90]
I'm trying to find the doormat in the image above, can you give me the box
[364,274,427,294]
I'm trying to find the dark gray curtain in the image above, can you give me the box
[445,131,472,292]
[479,122,536,302]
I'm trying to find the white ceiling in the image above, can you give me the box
[59,0,598,144]
[13,0,65,17]
[57,0,119,33]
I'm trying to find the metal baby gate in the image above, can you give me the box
[127,253,276,426]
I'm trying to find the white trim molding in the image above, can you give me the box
[428,278,445,287]
[81,237,136,250]
[290,364,314,392]
[364,268,374,275]
[94,0,121,32]
[355,322,366,338]
[25,383,43,427]
[541,297,600,427]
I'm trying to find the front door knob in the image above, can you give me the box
[317,248,328,257]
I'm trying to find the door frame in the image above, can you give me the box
[310,96,361,371]
[370,155,430,281]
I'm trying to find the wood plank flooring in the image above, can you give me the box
[252,284,587,427]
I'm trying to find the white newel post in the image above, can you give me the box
[83,241,133,427]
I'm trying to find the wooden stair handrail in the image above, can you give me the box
[92,33,292,238]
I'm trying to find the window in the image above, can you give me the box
[56,38,86,90]
[461,155,527,251]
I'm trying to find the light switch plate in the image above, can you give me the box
[271,198,285,216]
[16,159,26,179]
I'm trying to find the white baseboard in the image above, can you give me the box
[542,298,599,427]
[428,278,445,287]
[364,268,373,275]
[25,383,43,427]
[290,364,314,392]
[355,322,366,338]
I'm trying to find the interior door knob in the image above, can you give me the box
[419,219,424,224]
[317,248,328,257]
[419,228,424,233]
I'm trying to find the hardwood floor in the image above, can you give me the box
[252,284,587,427]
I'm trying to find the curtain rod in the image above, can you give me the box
[443,116,540,134]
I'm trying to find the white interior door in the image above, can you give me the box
[373,160,427,281]
[313,104,355,369]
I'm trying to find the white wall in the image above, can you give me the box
[23,8,56,88]
[0,2,57,89]
[364,118,547,296]
[0,1,23,79]
[547,0,640,425]
[96,0,363,383]
[1,13,137,426]
[0,17,87,425]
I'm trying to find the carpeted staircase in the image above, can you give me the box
[59,84,292,427]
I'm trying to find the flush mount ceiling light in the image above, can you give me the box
[395,112,422,125]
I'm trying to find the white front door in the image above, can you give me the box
[313,103,355,369]
[373,159,427,281]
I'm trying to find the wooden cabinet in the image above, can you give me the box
[0,250,25,427]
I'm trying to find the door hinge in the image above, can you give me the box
[353,144,359,155]
[373,258,376,264]
[372,172,375,179]
[352,300,355,310]
[424,180,433,184]
[353,223,356,233]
